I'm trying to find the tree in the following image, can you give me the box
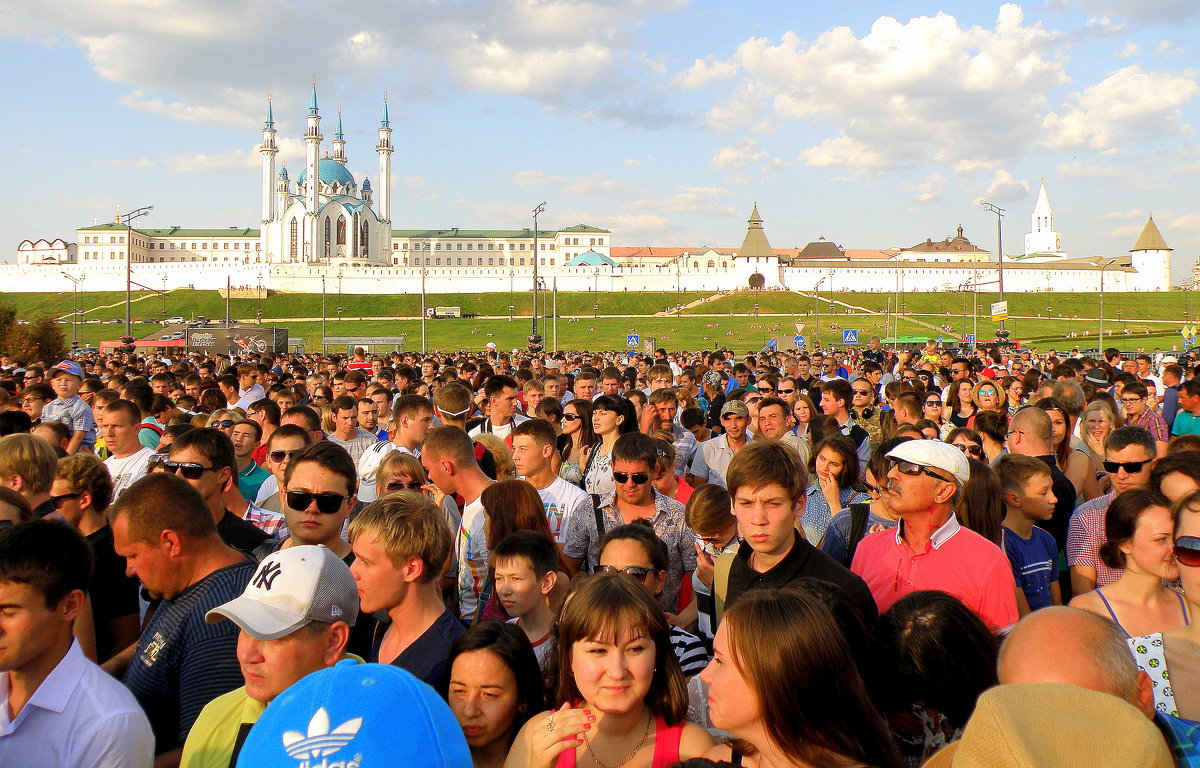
[0,311,66,365]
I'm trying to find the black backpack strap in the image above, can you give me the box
[591,493,604,538]
[844,502,871,568]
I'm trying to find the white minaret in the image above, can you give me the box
[376,96,393,233]
[304,84,322,262]
[260,95,277,224]
[1024,178,1063,257]
[331,107,347,165]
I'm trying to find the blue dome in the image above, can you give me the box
[297,158,356,188]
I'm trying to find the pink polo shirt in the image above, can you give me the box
[851,514,1018,633]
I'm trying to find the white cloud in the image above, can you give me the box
[670,55,739,90]
[1056,160,1122,179]
[624,186,738,218]
[1109,223,1145,238]
[1043,66,1200,150]
[565,175,639,196]
[1117,41,1141,57]
[954,159,1000,177]
[622,158,644,168]
[980,170,1030,202]
[907,173,945,204]
[1168,213,1200,231]
[1049,0,1199,26]
[512,170,561,187]
[711,139,769,170]
[1102,208,1148,220]
[163,148,258,174]
[687,5,1069,172]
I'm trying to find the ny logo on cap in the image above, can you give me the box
[253,561,283,590]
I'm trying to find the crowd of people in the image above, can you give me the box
[1,336,1200,767]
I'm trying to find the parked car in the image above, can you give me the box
[166,316,185,324]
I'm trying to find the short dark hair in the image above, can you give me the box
[611,431,658,471]
[821,378,852,410]
[1105,425,1156,458]
[0,519,93,608]
[330,395,357,415]
[601,521,668,573]
[282,405,322,432]
[1101,488,1171,569]
[449,620,545,742]
[248,398,281,425]
[492,530,558,578]
[484,375,519,399]
[108,473,216,543]
[169,426,237,476]
[284,440,357,495]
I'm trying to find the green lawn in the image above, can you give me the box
[16,288,1198,353]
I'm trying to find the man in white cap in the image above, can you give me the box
[179,545,359,768]
[851,439,1018,633]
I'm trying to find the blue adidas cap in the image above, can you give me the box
[237,661,472,768]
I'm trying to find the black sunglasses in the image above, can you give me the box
[1175,536,1200,568]
[561,413,580,422]
[597,565,652,583]
[384,481,425,493]
[889,458,952,483]
[1103,460,1147,474]
[50,492,82,508]
[286,490,349,514]
[954,443,983,457]
[165,461,221,480]
[777,387,795,394]
[268,449,302,463]
[211,419,236,429]
[612,472,650,485]
[925,400,942,407]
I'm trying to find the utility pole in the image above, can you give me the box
[119,204,153,337]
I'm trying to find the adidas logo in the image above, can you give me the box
[282,707,362,761]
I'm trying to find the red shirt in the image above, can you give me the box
[851,514,1018,632]
[345,360,372,373]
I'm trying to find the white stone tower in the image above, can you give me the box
[331,107,347,165]
[260,96,277,224]
[1024,178,1064,257]
[376,97,393,231]
[1130,216,1172,292]
[303,84,322,263]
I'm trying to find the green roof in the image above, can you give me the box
[559,224,610,233]
[391,228,555,239]
[79,223,260,238]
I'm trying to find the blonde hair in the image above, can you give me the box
[375,451,426,489]
[475,433,516,480]
[205,409,244,428]
[0,433,57,495]
[348,491,451,582]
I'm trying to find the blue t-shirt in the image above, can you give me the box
[1172,410,1200,437]
[1002,525,1058,610]
[819,505,900,565]
[371,608,466,697]
[123,559,256,753]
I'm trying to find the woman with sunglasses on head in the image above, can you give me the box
[583,395,638,498]
[376,450,463,541]
[1069,488,1189,639]
[1129,489,1200,721]
[693,587,902,768]
[820,437,911,568]
[558,399,597,489]
[1036,396,1102,504]
[801,435,868,546]
[598,523,710,678]
[205,408,244,438]
[943,379,977,430]
[503,572,714,768]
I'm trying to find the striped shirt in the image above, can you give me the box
[670,626,710,677]
[123,560,256,754]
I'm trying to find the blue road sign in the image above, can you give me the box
[967,333,976,344]
[766,338,778,351]
[842,329,859,344]
[627,334,639,348]
[793,335,805,347]
[1190,335,1197,347]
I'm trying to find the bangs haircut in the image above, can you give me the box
[994,453,1051,498]
[555,572,687,723]
[55,452,114,513]
[0,433,58,495]
[726,439,808,506]
[284,439,357,496]
[347,490,451,582]
[169,426,237,475]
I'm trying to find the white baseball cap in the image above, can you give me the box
[206,545,359,640]
[886,439,971,485]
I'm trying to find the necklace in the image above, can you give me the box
[584,714,652,768]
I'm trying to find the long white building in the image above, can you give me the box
[9,91,1179,296]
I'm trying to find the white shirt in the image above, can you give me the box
[0,640,153,768]
[457,494,490,621]
[468,413,530,441]
[356,442,417,503]
[104,447,156,501]
[535,476,592,544]
[255,474,278,505]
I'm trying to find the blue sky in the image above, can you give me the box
[3,0,1199,281]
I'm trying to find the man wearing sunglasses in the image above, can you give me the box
[254,425,313,514]
[819,378,872,469]
[1068,426,1157,597]
[102,400,158,502]
[253,441,356,565]
[167,428,271,554]
[851,439,1018,633]
[563,432,694,618]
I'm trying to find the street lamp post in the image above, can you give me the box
[813,275,829,347]
[119,204,154,337]
[420,267,427,354]
[321,274,326,354]
[62,273,83,352]
[531,202,546,351]
[980,201,1005,332]
[1099,258,1118,346]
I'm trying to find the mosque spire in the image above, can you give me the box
[265,91,274,128]
[331,105,347,165]
[309,77,319,116]
[381,92,390,128]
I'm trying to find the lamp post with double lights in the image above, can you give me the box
[120,204,153,337]
[530,202,546,353]
[980,201,1005,335]
[1098,258,1119,346]
[62,273,83,352]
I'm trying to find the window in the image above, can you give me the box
[708,260,715,268]
[223,242,229,249]
[520,258,526,266]
[520,244,526,251]
[324,218,331,258]
[435,258,441,265]
[456,243,462,250]
[457,258,462,265]
[488,243,494,250]
[202,242,208,249]
[336,216,346,246]
[488,258,494,265]
[361,219,369,256]
[466,243,473,250]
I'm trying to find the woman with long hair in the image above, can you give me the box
[583,395,638,497]
[803,435,867,546]
[450,620,546,768]
[478,479,571,621]
[943,380,976,429]
[1070,488,1189,639]
[1036,396,1101,503]
[790,394,817,449]
[1080,401,1119,488]
[698,587,901,768]
[971,411,1009,464]
[503,572,714,768]
[954,458,1004,547]
[558,398,597,488]
[1000,376,1025,415]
